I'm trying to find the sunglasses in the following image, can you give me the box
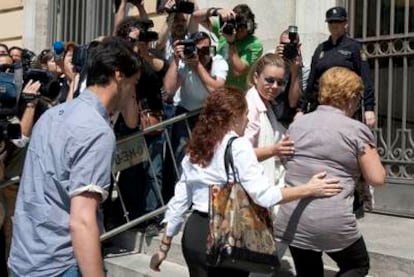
[263,76,286,87]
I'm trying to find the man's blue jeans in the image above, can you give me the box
[12,264,81,277]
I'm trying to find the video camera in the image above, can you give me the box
[21,48,37,72]
[23,69,61,101]
[0,64,23,140]
[283,25,299,60]
[136,19,159,42]
[157,0,194,14]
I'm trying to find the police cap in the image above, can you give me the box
[325,6,348,22]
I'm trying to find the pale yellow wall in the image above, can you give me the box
[127,0,167,32]
[0,0,23,47]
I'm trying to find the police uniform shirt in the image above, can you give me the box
[304,35,375,112]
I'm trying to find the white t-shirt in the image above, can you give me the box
[176,54,228,111]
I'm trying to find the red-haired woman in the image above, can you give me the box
[150,87,342,276]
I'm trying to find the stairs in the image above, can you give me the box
[104,213,414,277]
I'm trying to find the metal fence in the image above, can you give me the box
[47,0,115,45]
[101,109,201,241]
[348,0,414,217]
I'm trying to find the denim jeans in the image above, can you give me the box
[11,264,81,277]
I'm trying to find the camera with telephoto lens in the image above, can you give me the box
[157,0,194,14]
[219,15,251,36]
[23,69,61,101]
[283,25,299,60]
[177,39,196,59]
[136,19,159,42]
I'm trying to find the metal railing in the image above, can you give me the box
[101,108,201,241]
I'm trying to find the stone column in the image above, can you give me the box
[22,0,49,53]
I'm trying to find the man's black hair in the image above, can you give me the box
[233,4,256,34]
[190,31,210,44]
[86,36,141,87]
[115,16,141,39]
[0,43,9,52]
[9,46,23,53]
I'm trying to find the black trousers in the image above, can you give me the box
[181,211,250,277]
[289,237,370,277]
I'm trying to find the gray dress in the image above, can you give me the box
[275,105,375,252]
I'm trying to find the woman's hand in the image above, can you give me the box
[273,135,295,158]
[150,251,167,271]
[306,171,342,197]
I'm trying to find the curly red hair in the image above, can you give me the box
[186,87,247,167]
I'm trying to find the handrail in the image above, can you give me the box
[127,108,201,138]
[100,109,202,241]
[100,206,167,242]
[0,176,20,190]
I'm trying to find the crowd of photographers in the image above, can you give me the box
[0,0,375,274]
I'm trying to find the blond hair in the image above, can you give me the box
[247,53,285,88]
[318,67,364,110]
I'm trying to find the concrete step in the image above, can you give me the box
[104,213,414,277]
[105,252,188,277]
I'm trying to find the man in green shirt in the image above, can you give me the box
[191,4,263,91]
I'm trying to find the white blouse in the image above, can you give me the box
[162,131,283,237]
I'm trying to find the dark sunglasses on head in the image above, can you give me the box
[264,76,285,87]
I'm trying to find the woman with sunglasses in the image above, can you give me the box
[244,53,294,206]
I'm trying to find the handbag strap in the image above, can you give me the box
[224,136,241,183]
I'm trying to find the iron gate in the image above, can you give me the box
[348,0,414,217]
[47,0,115,45]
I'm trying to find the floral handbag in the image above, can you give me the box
[206,137,280,273]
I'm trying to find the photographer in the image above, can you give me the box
[156,0,197,62]
[0,44,8,55]
[0,53,41,275]
[191,4,263,91]
[112,15,168,234]
[8,47,23,64]
[162,31,228,198]
[273,27,310,126]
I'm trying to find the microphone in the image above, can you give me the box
[53,41,65,61]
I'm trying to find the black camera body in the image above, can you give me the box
[219,15,254,36]
[157,0,194,14]
[177,39,196,59]
[23,69,61,101]
[283,25,299,60]
[21,49,37,72]
[136,19,159,42]
[220,17,237,36]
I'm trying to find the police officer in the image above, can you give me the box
[298,6,376,128]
